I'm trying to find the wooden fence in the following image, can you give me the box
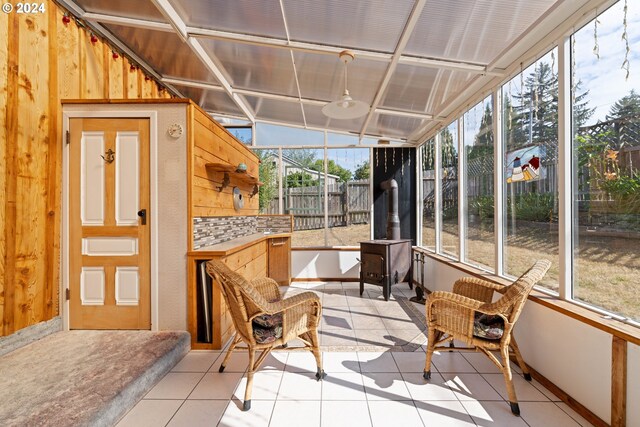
[263,180,370,231]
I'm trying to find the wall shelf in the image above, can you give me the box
[205,162,262,186]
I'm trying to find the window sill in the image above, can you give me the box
[415,248,640,345]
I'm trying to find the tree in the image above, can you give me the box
[309,159,352,182]
[256,150,277,212]
[282,148,317,168]
[506,61,593,146]
[353,161,370,180]
[607,90,640,120]
[285,171,318,188]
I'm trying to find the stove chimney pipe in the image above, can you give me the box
[380,178,400,240]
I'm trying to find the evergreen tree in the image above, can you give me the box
[506,61,593,147]
[607,90,640,120]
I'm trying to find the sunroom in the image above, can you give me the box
[0,0,638,426]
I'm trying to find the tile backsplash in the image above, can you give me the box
[193,215,292,249]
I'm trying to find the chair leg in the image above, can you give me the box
[500,344,520,416]
[219,334,241,373]
[309,329,326,380]
[510,335,532,381]
[243,347,256,411]
[423,327,436,380]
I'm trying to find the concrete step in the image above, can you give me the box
[0,330,190,427]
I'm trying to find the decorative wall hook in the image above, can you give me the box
[250,184,259,198]
[101,149,115,164]
[217,172,230,192]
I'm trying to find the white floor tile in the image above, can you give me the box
[461,400,529,426]
[354,329,396,347]
[443,373,503,401]
[367,400,422,427]
[482,373,549,402]
[402,372,458,401]
[361,372,412,400]
[415,400,476,426]
[322,351,360,373]
[519,402,582,426]
[531,378,562,401]
[270,400,321,427]
[211,351,249,373]
[431,352,477,373]
[555,402,595,427]
[321,372,367,400]
[172,351,221,373]
[218,399,275,427]
[234,371,283,400]
[189,372,244,400]
[277,372,322,400]
[321,401,372,427]
[283,351,317,373]
[460,352,502,374]
[116,399,182,427]
[166,400,228,427]
[145,372,204,399]
[386,329,427,346]
[320,330,358,346]
[357,352,399,373]
[392,351,430,373]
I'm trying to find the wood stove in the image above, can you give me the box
[360,178,412,301]
[360,239,412,301]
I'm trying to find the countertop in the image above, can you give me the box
[187,232,292,257]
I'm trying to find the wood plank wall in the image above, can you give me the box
[0,1,171,337]
[190,106,259,218]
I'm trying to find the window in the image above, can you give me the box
[463,97,495,271]
[421,138,436,251]
[326,148,371,246]
[440,122,459,258]
[282,148,326,247]
[501,48,559,290]
[572,1,640,321]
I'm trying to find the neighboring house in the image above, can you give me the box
[263,153,340,187]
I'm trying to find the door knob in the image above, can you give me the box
[137,209,147,225]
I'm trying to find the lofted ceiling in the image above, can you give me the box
[58,0,594,143]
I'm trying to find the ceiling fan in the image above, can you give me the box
[322,50,370,120]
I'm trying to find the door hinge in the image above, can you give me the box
[66,130,70,145]
[65,288,70,301]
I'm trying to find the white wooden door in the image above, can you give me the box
[69,118,150,329]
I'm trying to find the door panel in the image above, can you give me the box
[69,118,150,329]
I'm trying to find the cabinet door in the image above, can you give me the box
[268,237,291,285]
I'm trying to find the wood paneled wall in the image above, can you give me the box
[190,106,259,218]
[0,1,171,337]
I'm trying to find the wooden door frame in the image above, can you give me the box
[61,109,159,331]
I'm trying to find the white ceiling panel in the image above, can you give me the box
[74,0,166,22]
[367,113,427,139]
[244,96,304,125]
[381,65,473,113]
[197,39,298,97]
[172,0,287,39]
[406,0,557,64]
[105,24,220,84]
[282,0,415,53]
[171,84,245,117]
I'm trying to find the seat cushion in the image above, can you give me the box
[473,312,504,340]
[252,313,283,344]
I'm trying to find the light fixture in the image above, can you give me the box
[322,50,369,120]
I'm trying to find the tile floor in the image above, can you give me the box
[117,282,594,427]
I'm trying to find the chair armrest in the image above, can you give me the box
[453,277,505,303]
[250,277,282,302]
[426,291,485,339]
[427,291,485,311]
[263,291,321,315]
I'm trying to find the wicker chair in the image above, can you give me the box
[423,259,551,416]
[206,259,325,411]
